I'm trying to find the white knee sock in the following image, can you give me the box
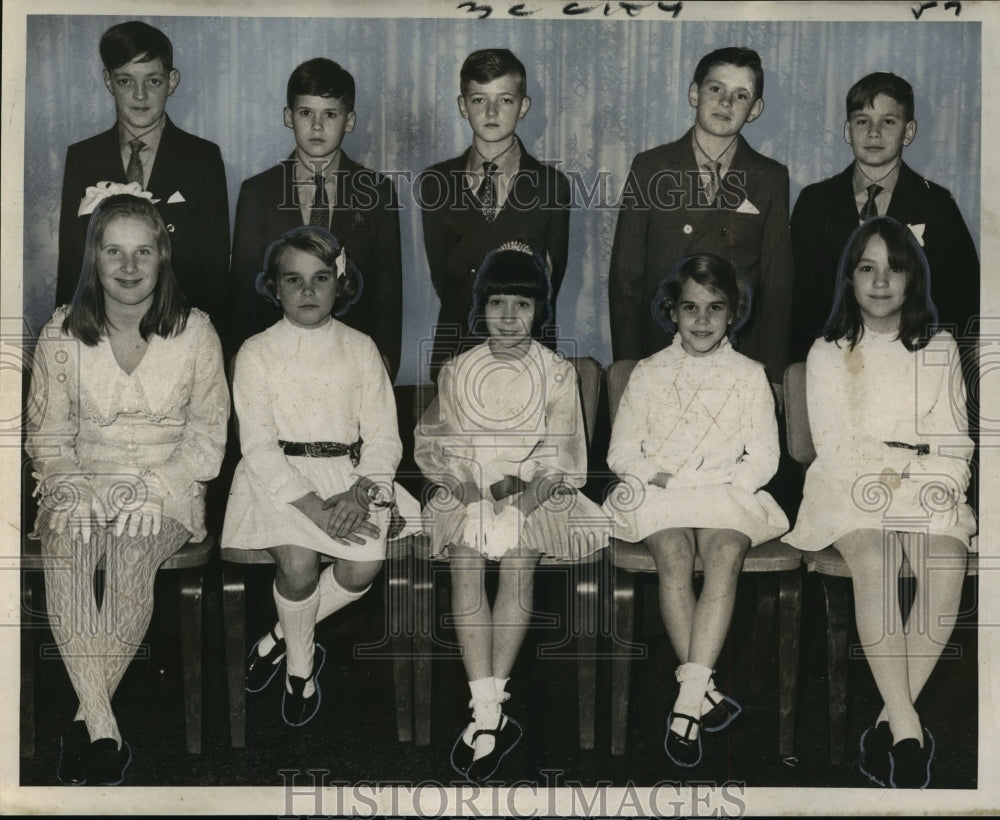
[267,566,369,648]
[274,584,320,696]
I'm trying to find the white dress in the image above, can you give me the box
[414,340,611,560]
[25,307,229,541]
[603,338,788,546]
[785,330,976,551]
[222,317,418,561]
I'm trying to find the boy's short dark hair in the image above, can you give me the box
[845,72,915,122]
[286,58,356,112]
[692,47,764,102]
[460,49,527,96]
[99,21,173,73]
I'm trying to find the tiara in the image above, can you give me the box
[498,240,534,255]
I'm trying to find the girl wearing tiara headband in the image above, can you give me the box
[414,242,610,783]
[603,254,788,768]
[785,217,976,788]
[222,226,418,729]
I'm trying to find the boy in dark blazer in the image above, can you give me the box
[790,72,979,364]
[229,58,401,378]
[57,21,230,338]
[609,47,793,394]
[419,48,570,382]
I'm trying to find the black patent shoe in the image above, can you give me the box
[281,644,326,728]
[246,627,287,693]
[450,724,475,777]
[664,712,702,768]
[700,689,742,733]
[889,727,935,789]
[57,720,90,786]
[85,739,132,786]
[858,721,892,786]
[464,715,523,783]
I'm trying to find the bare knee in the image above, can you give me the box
[646,529,696,582]
[698,529,750,590]
[270,546,321,599]
[335,559,383,592]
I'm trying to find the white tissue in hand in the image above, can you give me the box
[484,506,520,559]
[462,501,495,550]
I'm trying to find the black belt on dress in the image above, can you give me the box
[884,441,930,456]
[279,438,363,466]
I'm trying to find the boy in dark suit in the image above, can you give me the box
[419,48,570,381]
[57,21,230,338]
[790,72,979,364]
[229,58,402,378]
[609,47,793,395]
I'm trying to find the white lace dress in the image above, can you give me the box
[603,338,788,546]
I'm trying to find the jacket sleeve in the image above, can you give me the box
[545,169,572,301]
[608,157,649,362]
[192,142,231,341]
[368,175,403,380]
[757,163,794,382]
[56,146,87,309]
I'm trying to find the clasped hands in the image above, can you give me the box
[293,479,382,546]
[43,471,163,543]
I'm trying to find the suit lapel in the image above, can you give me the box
[145,117,178,197]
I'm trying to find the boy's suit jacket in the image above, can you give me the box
[419,141,570,379]
[609,130,793,383]
[229,153,402,378]
[790,161,980,363]
[57,116,230,336]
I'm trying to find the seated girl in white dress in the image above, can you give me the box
[26,193,229,786]
[603,254,788,768]
[414,242,610,783]
[784,216,976,789]
[223,226,418,729]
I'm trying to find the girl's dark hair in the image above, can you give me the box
[468,244,552,338]
[258,226,363,317]
[822,216,937,351]
[652,254,752,340]
[63,194,188,345]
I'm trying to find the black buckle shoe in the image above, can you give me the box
[450,724,475,777]
[889,727,935,789]
[282,644,326,728]
[665,712,702,768]
[464,715,523,783]
[246,627,287,693]
[858,721,892,786]
[57,720,90,786]
[700,690,742,733]
[85,738,132,786]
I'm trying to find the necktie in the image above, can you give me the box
[859,183,883,222]
[308,173,330,228]
[476,161,498,222]
[702,160,722,205]
[126,139,145,187]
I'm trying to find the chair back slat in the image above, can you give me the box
[783,361,815,465]
[606,359,638,425]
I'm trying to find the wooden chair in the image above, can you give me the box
[784,361,979,764]
[606,359,803,758]
[20,533,216,756]
[408,356,606,749]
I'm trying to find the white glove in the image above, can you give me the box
[462,500,495,551]
[483,506,521,560]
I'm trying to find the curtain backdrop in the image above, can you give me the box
[21,15,981,384]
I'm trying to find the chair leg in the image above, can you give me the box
[822,575,851,765]
[177,567,205,755]
[387,541,414,742]
[412,556,434,747]
[610,567,636,756]
[21,573,37,758]
[777,568,802,759]
[222,564,247,749]
[574,557,599,751]
[751,574,779,697]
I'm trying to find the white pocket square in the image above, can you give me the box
[908,223,926,246]
[167,190,186,204]
[734,199,760,215]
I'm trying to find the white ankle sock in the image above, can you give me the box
[270,567,369,643]
[463,677,501,759]
[274,584,320,697]
[672,662,712,738]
